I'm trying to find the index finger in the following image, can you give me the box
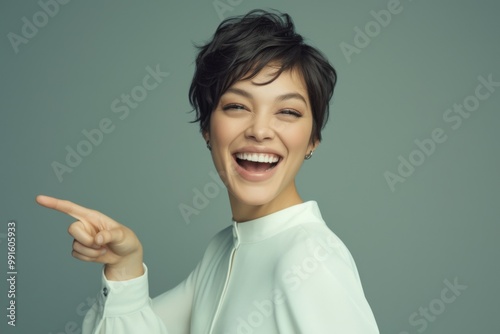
[36,195,93,222]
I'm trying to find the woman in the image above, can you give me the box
[37,9,379,333]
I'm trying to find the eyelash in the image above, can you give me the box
[279,109,302,118]
[222,104,302,118]
[222,104,246,111]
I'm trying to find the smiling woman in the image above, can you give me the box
[36,9,379,334]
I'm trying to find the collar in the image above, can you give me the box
[231,201,323,245]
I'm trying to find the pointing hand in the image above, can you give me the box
[36,195,144,280]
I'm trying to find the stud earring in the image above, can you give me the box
[206,140,212,151]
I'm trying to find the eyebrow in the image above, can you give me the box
[224,87,308,106]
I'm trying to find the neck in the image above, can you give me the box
[228,183,303,222]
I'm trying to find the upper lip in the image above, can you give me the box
[232,146,283,159]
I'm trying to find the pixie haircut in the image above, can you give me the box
[189,9,337,142]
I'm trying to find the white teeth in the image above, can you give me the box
[236,152,280,163]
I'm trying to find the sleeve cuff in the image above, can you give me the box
[97,263,151,316]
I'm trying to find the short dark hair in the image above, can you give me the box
[189,9,337,142]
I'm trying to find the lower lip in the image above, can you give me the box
[232,156,281,182]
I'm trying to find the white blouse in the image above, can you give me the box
[82,201,379,333]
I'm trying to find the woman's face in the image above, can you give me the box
[205,66,317,220]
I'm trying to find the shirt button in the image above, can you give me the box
[103,287,108,297]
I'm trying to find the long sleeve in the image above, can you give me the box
[81,226,233,334]
[82,263,199,334]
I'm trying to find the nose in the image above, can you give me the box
[244,113,275,142]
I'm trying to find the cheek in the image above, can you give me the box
[210,110,250,148]
[210,116,235,148]
[209,111,226,143]
[209,113,242,172]
[280,122,313,154]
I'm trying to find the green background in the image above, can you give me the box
[1,0,499,333]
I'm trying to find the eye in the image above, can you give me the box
[279,109,302,118]
[222,103,247,111]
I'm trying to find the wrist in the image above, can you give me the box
[104,248,144,281]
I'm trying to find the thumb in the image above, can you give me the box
[95,228,125,247]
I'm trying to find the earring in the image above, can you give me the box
[206,140,212,151]
[304,150,314,160]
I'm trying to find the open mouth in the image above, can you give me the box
[234,152,282,173]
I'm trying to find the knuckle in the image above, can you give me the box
[116,228,125,241]
[67,223,76,235]
[88,210,102,223]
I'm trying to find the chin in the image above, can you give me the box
[230,184,281,207]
